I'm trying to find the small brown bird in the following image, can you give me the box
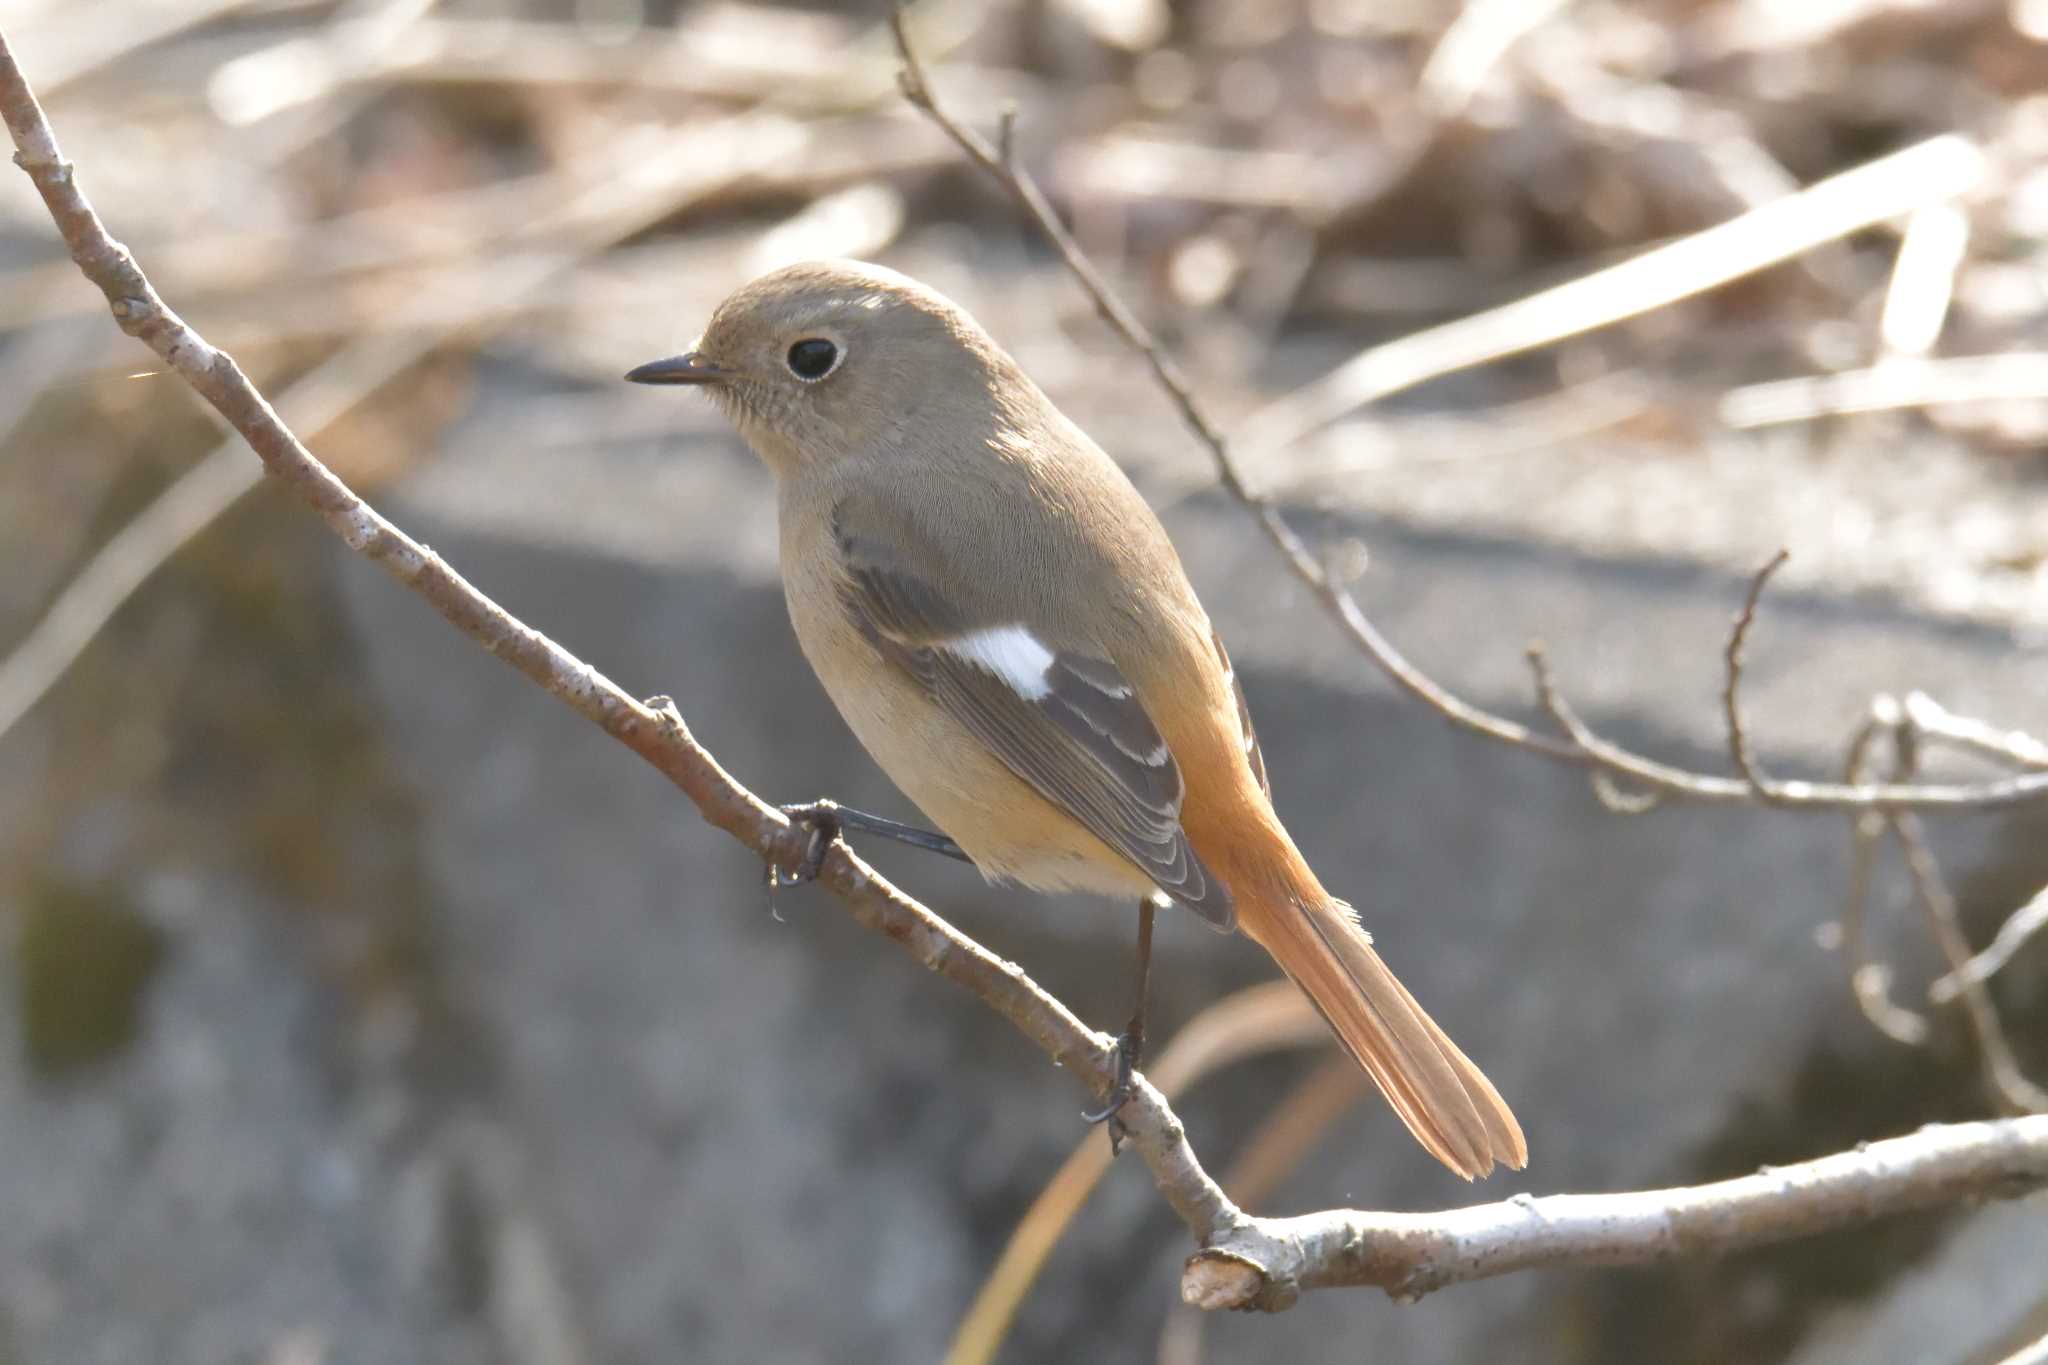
[628,260,1525,1179]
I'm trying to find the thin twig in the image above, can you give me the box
[0,19,960,748]
[1890,809,2048,1113]
[1904,692,2048,773]
[1844,818,1930,1046]
[1827,697,2046,1108]
[1341,574,2048,810]
[885,9,2048,816]
[1875,721,2048,1112]
[0,14,1248,1247]
[10,17,2048,1317]
[1525,642,1661,814]
[1723,549,1792,800]
[1835,701,1932,1046]
[1524,643,1600,750]
[890,12,1243,496]
[1930,886,2048,1005]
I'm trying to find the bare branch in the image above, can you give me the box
[0,15,948,746]
[1843,822,1931,1046]
[1184,1116,2048,1307]
[1930,885,2048,1005]
[1842,705,2046,1110]
[1836,703,1932,1047]
[1905,691,2048,773]
[1722,549,1792,800]
[883,8,2048,817]
[890,10,1244,495]
[879,11,2048,1305]
[1524,642,1600,748]
[0,13,1247,1254]
[1155,1057,1365,1362]
[9,17,2048,1319]
[1823,699,2045,1104]
[1525,642,1662,814]
[1890,804,2048,1113]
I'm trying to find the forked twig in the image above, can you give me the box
[1825,697,2048,1108]
[885,8,2048,817]
[0,10,1243,1256]
[1930,886,2048,1005]
[1891,807,2048,1112]
[1835,703,1933,1046]
[7,12,2048,1319]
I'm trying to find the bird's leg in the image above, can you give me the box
[1081,895,1158,1151]
[771,798,969,885]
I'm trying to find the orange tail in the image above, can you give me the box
[1238,893,1526,1180]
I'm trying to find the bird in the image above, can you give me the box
[626,259,1526,1179]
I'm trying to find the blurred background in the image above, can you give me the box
[2,0,2047,1362]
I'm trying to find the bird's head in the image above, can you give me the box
[627,259,1019,478]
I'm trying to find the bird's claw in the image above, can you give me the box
[1081,1028,1142,1153]
[770,799,843,886]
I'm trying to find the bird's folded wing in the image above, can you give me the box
[830,500,1233,928]
[1211,630,1269,798]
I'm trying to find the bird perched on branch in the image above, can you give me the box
[627,260,1525,1179]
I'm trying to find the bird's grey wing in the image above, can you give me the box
[829,499,1233,929]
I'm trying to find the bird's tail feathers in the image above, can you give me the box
[1242,894,1526,1180]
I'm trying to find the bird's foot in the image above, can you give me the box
[1081,1026,1144,1154]
[771,799,844,886]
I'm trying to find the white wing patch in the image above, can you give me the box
[942,625,1055,700]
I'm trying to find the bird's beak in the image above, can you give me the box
[624,351,734,386]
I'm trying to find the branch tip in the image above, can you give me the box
[1722,549,1792,799]
[1181,1249,1279,1312]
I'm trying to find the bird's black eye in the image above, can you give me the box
[785,338,839,381]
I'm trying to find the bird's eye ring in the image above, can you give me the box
[785,338,840,381]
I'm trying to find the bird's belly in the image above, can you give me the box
[782,581,1156,902]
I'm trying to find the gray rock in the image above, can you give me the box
[0,871,448,1365]
[323,380,2047,1363]
[7,256,2042,1365]
[1785,1200,2048,1365]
